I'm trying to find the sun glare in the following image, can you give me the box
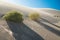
[0,0,9,2]
[0,0,16,4]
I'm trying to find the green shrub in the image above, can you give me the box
[29,12,40,20]
[3,11,23,23]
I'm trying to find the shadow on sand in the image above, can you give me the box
[41,18,60,28]
[35,19,60,36]
[6,21,44,40]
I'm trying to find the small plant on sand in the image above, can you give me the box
[29,12,40,20]
[3,11,23,23]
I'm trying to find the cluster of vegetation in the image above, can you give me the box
[3,11,40,23]
[3,11,23,23]
[28,12,40,20]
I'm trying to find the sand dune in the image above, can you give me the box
[0,3,60,40]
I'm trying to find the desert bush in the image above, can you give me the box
[29,12,40,20]
[3,11,23,23]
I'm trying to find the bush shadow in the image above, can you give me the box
[6,21,44,40]
[41,18,60,28]
[35,19,60,36]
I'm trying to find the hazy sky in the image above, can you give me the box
[0,0,60,10]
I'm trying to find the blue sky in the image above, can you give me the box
[0,0,60,10]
